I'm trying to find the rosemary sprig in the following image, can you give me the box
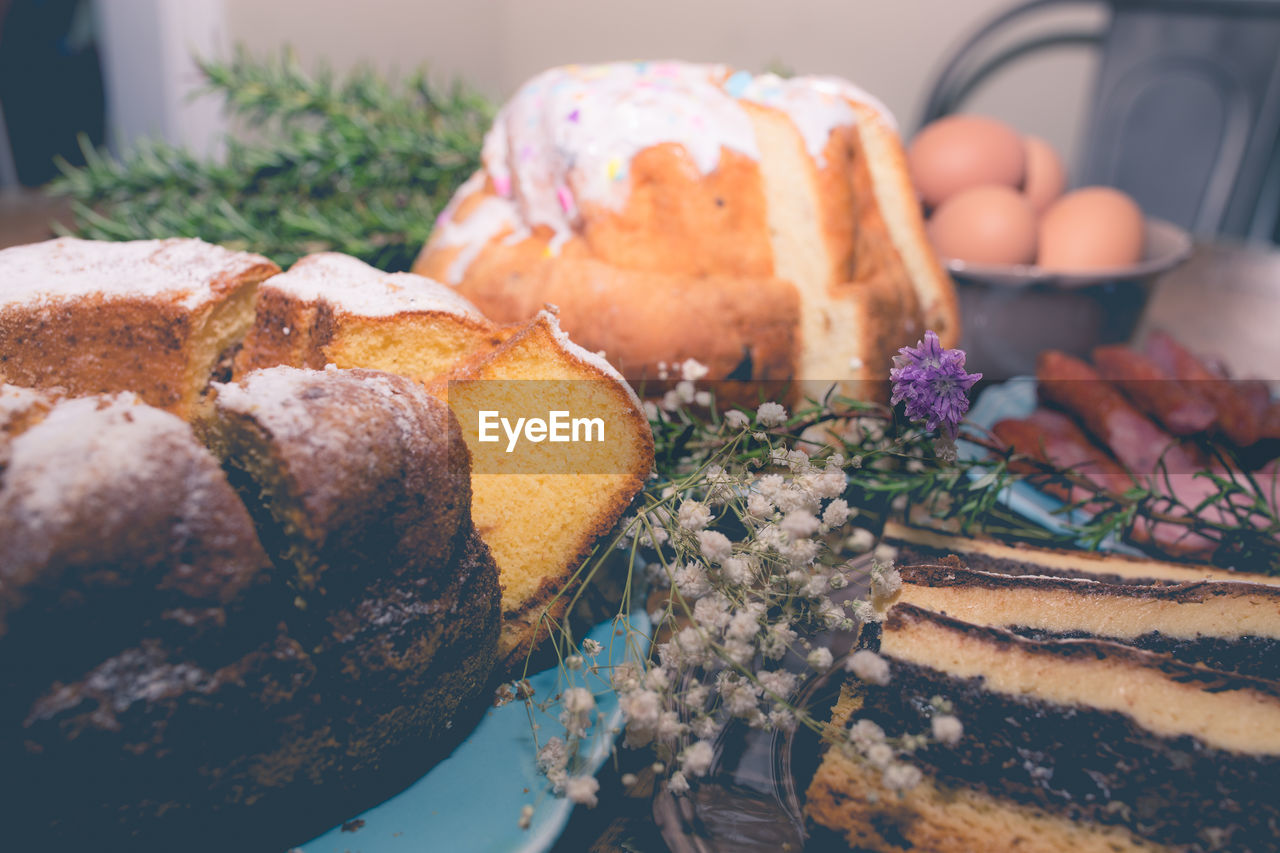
[50,47,491,270]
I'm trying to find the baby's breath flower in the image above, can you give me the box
[657,710,687,743]
[780,510,821,540]
[725,604,764,642]
[582,638,603,657]
[673,561,712,599]
[723,408,750,430]
[846,527,876,553]
[696,530,733,564]
[693,592,733,630]
[677,499,713,531]
[721,638,755,667]
[746,492,775,520]
[643,666,671,692]
[518,803,534,830]
[667,770,691,795]
[620,689,662,730]
[680,358,710,382]
[756,401,788,427]
[722,556,754,585]
[761,621,797,659]
[564,775,600,807]
[932,714,964,746]
[882,763,923,792]
[769,708,797,732]
[620,773,638,787]
[847,649,891,685]
[822,499,851,528]
[694,390,712,407]
[676,380,697,404]
[865,742,895,769]
[849,718,886,748]
[870,563,903,611]
[691,715,721,740]
[807,647,834,671]
[565,654,583,670]
[757,669,798,699]
[680,740,715,777]
[683,683,709,709]
[537,737,568,775]
[849,599,880,624]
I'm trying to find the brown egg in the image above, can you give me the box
[927,185,1038,266]
[1038,187,1145,271]
[1022,136,1066,214]
[908,115,1027,209]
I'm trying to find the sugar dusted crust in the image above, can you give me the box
[0,238,280,416]
[414,62,958,398]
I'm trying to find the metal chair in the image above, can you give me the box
[919,0,1280,241]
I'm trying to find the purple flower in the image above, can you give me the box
[889,331,981,440]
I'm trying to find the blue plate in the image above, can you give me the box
[296,610,651,853]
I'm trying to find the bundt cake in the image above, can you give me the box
[233,251,507,379]
[234,253,654,670]
[0,237,279,417]
[414,61,960,398]
[0,370,500,851]
[805,604,1280,852]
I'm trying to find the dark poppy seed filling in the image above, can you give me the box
[1006,628,1280,683]
[847,660,1280,851]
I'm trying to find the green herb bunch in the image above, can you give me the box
[51,48,491,270]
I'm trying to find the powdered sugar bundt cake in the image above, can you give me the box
[236,253,654,669]
[0,238,279,417]
[0,372,500,851]
[414,61,959,396]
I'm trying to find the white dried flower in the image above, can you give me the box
[680,358,710,382]
[849,599,881,624]
[661,389,682,412]
[761,622,797,659]
[807,647,834,671]
[680,740,715,777]
[721,638,755,667]
[667,770,691,795]
[870,564,902,610]
[621,773,638,787]
[657,710,687,743]
[746,492,775,520]
[537,737,568,775]
[849,718,886,747]
[757,669,798,699]
[725,604,764,642]
[693,592,733,630]
[677,499,713,531]
[780,510,820,540]
[696,530,733,564]
[518,803,535,829]
[802,574,830,599]
[847,650,891,685]
[565,774,600,806]
[565,654,584,670]
[873,543,900,564]
[845,527,876,553]
[723,409,750,430]
[865,742,895,769]
[882,763,923,792]
[722,556,753,586]
[582,638,603,657]
[822,499,851,528]
[694,390,712,407]
[676,380,697,404]
[691,715,721,740]
[784,538,820,567]
[683,683,709,709]
[756,401,788,427]
[673,561,712,599]
[620,689,662,730]
[769,708,797,732]
[932,714,964,746]
[642,401,660,421]
[643,666,671,692]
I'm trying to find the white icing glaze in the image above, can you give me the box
[482,61,759,239]
[471,63,901,247]
[0,237,272,310]
[535,310,644,410]
[430,173,529,285]
[269,252,487,320]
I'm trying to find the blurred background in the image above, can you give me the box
[0,0,1102,188]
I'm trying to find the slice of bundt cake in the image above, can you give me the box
[415,62,959,399]
[884,521,1280,586]
[233,251,507,380]
[805,604,1280,852]
[899,563,1280,680]
[0,237,279,417]
[430,309,654,670]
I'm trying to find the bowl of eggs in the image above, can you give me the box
[908,115,1192,378]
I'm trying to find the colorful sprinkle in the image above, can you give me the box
[567,108,580,123]
[556,186,574,214]
[607,157,622,181]
[724,70,753,98]
[492,174,511,197]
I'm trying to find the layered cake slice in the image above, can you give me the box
[805,604,1280,852]
[884,521,1280,586]
[899,563,1280,681]
[233,251,508,380]
[0,237,279,417]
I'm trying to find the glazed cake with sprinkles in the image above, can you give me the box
[415,61,959,399]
